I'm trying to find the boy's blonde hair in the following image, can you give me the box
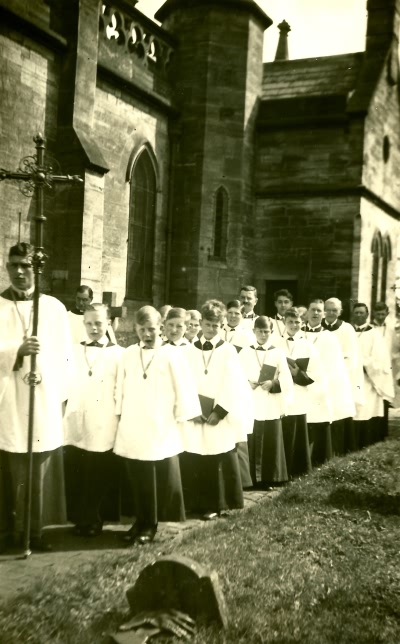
[84,303,110,318]
[165,307,189,323]
[187,309,201,321]
[135,305,161,326]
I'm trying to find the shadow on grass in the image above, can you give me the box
[41,526,130,552]
[327,486,400,515]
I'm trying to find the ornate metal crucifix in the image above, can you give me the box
[0,133,83,558]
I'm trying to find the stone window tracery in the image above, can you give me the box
[99,3,173,71]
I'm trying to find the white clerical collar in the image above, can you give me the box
[200,334,221,347]
[140,338,162,350]
[243,311,256,319]
[257,338,273,350]
[373,321,386,327]
[354,323,368,330]
[276,314,284,320]
[224,323,240,332]
[306,324,322,331]
[170,337,189,346]
[95,335,108,345]
[284,331,299,341]
[11,284,35,299]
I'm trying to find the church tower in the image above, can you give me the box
[155,0,272,307]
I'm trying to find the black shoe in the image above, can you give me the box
[202,511,218,521]
[73,524,85,536]
[30,536,53,552]
[121,524,141,545]
[137,525,157,545]
[85,523,103,537]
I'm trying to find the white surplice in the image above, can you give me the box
[239,343,293,421]
[114,342,201,461]
[184,336,254,455]
[64,340,125,451]
[241,313,259,331]
[67,310,86,344]
[326,321,364,407]
[355,328,394,421]
[303,328,355,422]
[272,332,323,416]
[223,322,256,350]
[270,316,286,341]
[0,293,72,453]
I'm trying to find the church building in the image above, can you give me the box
[0,0,399,331]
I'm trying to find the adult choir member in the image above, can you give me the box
[0,243,72,551]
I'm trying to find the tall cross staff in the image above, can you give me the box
[0,133,83,558]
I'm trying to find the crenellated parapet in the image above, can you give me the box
[98,2,176,102]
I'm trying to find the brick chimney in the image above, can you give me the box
[274,19,291,61]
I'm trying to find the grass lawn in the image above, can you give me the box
[0,439,400,644]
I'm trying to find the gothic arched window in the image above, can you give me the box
[381,235,392,304]
[126,149,157,300]
[213,187,228,260]
[371,231,392,308]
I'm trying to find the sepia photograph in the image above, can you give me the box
[0,0,399,642]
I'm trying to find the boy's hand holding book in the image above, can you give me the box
[287,362,300,377]
[249,381,259,390]
[261,379,273,391]
[191,415,205,424]
[206,411,220,426]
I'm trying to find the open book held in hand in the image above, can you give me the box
[286,357,310,371]
[198,394,214,421]
[258,363,277,384]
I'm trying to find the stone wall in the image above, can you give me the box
[93,84,170,311]
[162,6,269,309]
[0,23,61,293]
[253,194,360,311]
[253,117,365,313]
[357,46,400,316]
[358,198,398,313]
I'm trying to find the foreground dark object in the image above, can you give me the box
[109,555,228,643]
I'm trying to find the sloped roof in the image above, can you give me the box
[262,52,364,101]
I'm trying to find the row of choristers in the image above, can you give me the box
[63,286,396,545]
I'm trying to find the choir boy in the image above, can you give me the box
[322,297,363,454]
[185,310,202,343]
[114,306,201,544]
[164,307,191,348]
[272,308,322,477]
[183,300,253,519]
[352,303,394,447]
[239,285,259,329]
[239,316,293,487]
[158,304,173,341]
[304,299,355,463]
[222,299,255,487]
[271,289,294,339]
[67,285,93,344]
[63,304,124,536]
[223,299,256,351]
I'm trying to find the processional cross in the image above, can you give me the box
[0,133,83,558]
